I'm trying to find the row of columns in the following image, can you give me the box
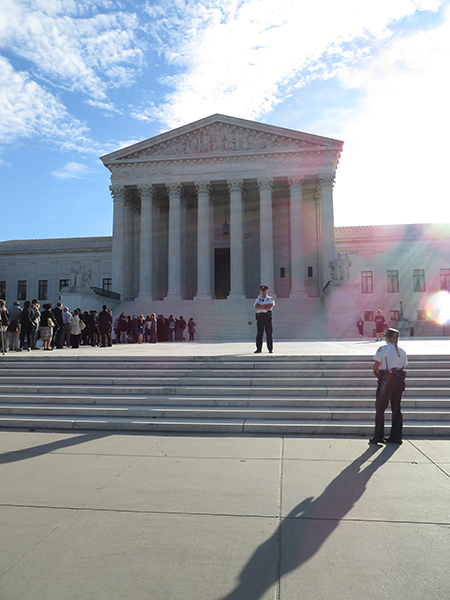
[110,178,330,301]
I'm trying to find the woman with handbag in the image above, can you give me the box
[40,303,57,351]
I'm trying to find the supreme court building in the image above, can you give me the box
[2,114,449,339]
[101,114,343,303]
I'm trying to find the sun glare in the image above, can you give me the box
[426,291,450,325]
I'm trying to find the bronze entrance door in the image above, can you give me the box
[214,248,230,299]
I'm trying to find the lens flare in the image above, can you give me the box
[426,291,450,325]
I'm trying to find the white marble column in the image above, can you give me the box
[227,179,245,299]
[318,175,336,293]
[123,197,135,300]
[137,184,153,298]
[194,181,212,300]
[166,182,182,300]
[110,185,126,299]
[289,179,308,299]
[257,178,275,292]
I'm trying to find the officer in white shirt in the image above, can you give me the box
[370,328,408,445]
[254,285,275,353]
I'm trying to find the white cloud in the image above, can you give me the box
[51,161,93,179]
[142,0,445,128]
[0,0,143,99]
[334,7,450,225]
[0,56,102,152]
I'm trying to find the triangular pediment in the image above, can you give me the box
[101,114,343,164]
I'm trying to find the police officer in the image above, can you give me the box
[370,328,408,445]
[254,285,275,353]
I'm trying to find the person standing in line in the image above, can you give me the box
[356,317,364,336]
[8,300,22,351]
[370,328,408,445]
[188,317,196,341]
[254,285,275,354]
[374,309,386,342]
[40,303,57,351]
[98,305,113,347]
[62,307,72,347]
[30,298,41,349]
[70,309,82,348]
[52,302,64,348]
[178,316,186,341]
[0,299,10,353]
[19,301,34,351]
[149,313,157,343]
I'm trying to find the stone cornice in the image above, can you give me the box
[0,236,113,254]
[335,223,450,245]
[107,149,340,182]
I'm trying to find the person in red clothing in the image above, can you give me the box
[374,309,386,342]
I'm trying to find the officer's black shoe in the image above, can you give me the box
[385,438,402,445]
[369,438,386,445]
[268,350,273,353]
[254,350,261,353]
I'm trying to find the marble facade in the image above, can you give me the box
[100,114,343,302]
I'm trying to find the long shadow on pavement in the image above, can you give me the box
[218,444,398,600]
[0,431,112,464]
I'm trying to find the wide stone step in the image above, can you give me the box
[1,374,450,390]
[2,393,450,410]
[1,352,449,435]
[0,414,449,436]
[1,367,449,380]
[1,403,448,423]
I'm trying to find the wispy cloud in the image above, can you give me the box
[0,0,143,99]
[0,55,102,152]
[141,0,444,128]
[51,161,93,179]
[334,6,450,225]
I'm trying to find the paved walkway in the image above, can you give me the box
[3,337,450,359]
[1,340,450,599]
[1,429,449,600]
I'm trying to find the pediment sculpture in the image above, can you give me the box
[122,123,322,159]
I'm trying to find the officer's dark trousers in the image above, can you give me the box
[374,369,405,442]
[256,313,273,352]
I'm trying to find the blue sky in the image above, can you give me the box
[1,0,450,241]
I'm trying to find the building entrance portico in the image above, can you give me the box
[101,114,343,305]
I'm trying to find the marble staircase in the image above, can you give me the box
[0,354,450,435]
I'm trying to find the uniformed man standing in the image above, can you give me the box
[254,285,275,353]
[370,328,408,445]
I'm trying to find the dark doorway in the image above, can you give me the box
[214,248,230,299]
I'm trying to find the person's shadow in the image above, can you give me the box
[218,444,398,600]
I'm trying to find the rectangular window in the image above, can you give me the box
[103,278,112,291]
[417,310,427,321]
[387,270,399,293]
[361,271,373,294]
[413,269,425,292]
[390,310,399,321]
[0,281,5,300]
[280,267,285,278]
[38,280,48,301]
[59,279,69,291]
[18,280,27,301]
[307,266,313,278]
[364,311,374,322]
[440,268,450,291]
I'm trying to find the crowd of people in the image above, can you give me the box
[115,313,196,344]
[0,298,197,352]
